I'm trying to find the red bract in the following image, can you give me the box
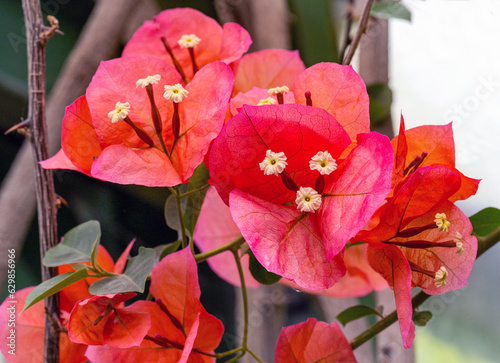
[209,104,393,289]
[42,56,233,186]
[353,166,477,348]
[68,293,150,348]
[123,8,251,83]
[85,248,224,362]
[194,186,259,287]
[0,287,87,363]
[275,318,357,363]
[391,116,479,201]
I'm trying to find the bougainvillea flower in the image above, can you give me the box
[391,116,479,201]
[0,287,87,363]
[230,62,370,149]
[122,8,251,83]
[68,292,150,348]
[42,56,233,186]
[275,318,357,363]
[209,104,393,289]
[194,186,259,287]
[352,165,477,348]
[85,248,224,362]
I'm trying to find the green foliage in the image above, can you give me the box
[370,1,411,22]
[336,304,383,326]
[289,0,339,65]
[23,269,90,311]
[43,220,101,267]
[367,83,393,127]
[248,250,281,285]
[183,163,210,239]
[159,240,182,260]
[470,207,500,237]
[89,247,155,295]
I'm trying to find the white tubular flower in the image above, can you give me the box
[268,86,289,95]
[178,34,201,48]
[136,74,161,88]
[107,102,131,123]
[454,231,464,256]
[434,213,451,232]
[163,84,189,103]
[259,150,288,176]
[309,151,337,175]
[257,97,278,106]
[434,266,448,287]
[295,187,322,213]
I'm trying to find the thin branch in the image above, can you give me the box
[342,0,376,65]
[339,0,355,62]
[21,1,59,361]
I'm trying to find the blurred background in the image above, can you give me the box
[1,0,499,362]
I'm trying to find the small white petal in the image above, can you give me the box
[268,86,289,95]
[164,84,189,103]
[454,231,464,256]
[295,187,322,213]
[309,151,337,175]
[107,102,130,123]
[259,150,288,176]
[136,74,161,88]
[178,34,201,48]
[434,213,450,232]
[257,97,277,106]
[434,266,448,287]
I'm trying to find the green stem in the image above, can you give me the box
[350,225,500,350]
[225,248,250,363]
[215,347,242,359]
[194,236,245,263]
[170,186,188,249]
[178,184,209,198]
[247,348,265,363]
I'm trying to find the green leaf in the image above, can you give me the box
[413,310,433,326]
[469,207,500,237]
[23,269,90,311]
[367,83,393,126]
[159,240,182,260]
[183,163,210,239]
[336,304,383,326]
[43,220,101,267]
[164,191,187,233]
[89,247,155,295]
[370,1,411,22]
[248,250,281,285]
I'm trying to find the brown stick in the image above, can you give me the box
[21,1,59,361]
[342,0,376,65]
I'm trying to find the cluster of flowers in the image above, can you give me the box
[1,7,479,363]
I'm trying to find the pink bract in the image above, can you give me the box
[42,56,233,187]
[123,8,251,82]
[209,104,393,289]
[194,186,259,288]
[232,49,306,95]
